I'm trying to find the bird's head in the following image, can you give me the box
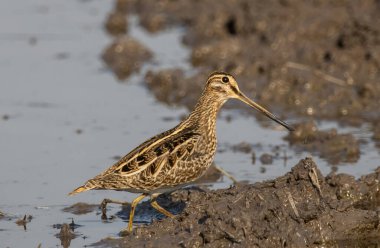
[206,72,294,131]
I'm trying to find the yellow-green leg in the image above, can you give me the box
[150,193,175,218]
[124,193,147,232]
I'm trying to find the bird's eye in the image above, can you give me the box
[222,76,229,83]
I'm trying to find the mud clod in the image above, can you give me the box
[102,36,152,80]
[140,12,168,33]
[105,11,128,36]
[260,153,273,165]
[285,122,360,164]
[93,158,380,247]
[62,202,98,215]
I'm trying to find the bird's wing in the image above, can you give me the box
[97,127,200,178]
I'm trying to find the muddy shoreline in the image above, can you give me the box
[87,157,380,247]
[102,0,380,165]
[105,0,380,125]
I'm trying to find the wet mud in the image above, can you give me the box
[93,158,380,247]
[105,0,380,134]
[102,36,152,80]
[62,202,99,215]
[285,122,360,164]
[105,11,128,36]
[99,0,380,167]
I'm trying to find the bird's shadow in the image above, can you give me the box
[115,193,187,225]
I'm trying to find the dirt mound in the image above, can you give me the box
[93,157,380,247]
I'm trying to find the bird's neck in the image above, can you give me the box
[185,89,227,133]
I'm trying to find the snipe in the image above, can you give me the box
[69,72,294,233]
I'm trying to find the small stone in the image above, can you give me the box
[260,153,273,165]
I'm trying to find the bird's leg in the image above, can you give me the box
[119,193,147,233]
[100,198,130,219]
[213,164,238,184]
[150,193,175,218]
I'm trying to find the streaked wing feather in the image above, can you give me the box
[98,127,200,178]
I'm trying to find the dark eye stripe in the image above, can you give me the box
[230,86,239,95]
[222,76,229,83]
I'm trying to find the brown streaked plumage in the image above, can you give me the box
[69,72,294,233]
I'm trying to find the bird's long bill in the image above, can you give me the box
[237,92,294,131]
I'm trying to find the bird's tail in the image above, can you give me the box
[68,182,95,196]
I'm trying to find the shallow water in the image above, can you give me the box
[0,0,379,247]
